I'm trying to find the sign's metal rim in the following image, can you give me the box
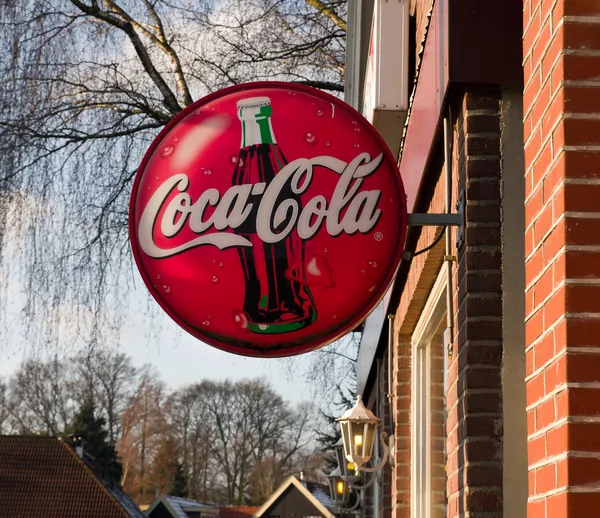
[128,81,408,358]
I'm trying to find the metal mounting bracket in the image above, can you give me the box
[406,189,466,248]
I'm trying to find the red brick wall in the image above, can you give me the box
[446,88,504,518]
[523,1,600,517]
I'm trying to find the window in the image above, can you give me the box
[411,269,448,518]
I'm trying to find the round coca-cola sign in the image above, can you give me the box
[129,82,407,357]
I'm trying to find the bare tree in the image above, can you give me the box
[0,0,346,351]
[8,357,76,435]
[166,378,318,505]
[71,349,138,444]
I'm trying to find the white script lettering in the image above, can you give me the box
[138,153,384,258]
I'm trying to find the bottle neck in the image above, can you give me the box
[240,117,276,147]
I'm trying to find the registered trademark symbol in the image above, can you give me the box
[374,232,383,241]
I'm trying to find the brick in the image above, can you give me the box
[533,201,554,245]
[567,285,600,313]
[532,142,553,191]
[541,86,564,139]
[528,371,546,406]
[563,118,600,146]
[567,387,600,416]
[565,318,600,348]
[528,499,546,518]
[527,247,543,286]
[524,62,543,113]
[535,331,555,369]
[463,415,503,437]
[541,25,565,83]
[567,250,600,279]
[570,422,600,451]
[543,284,566,329]
[532,18,552,68]
[528,433,547,465]
[536,462,557,494]
[546,422,567,457]
[545,355,567,393]
[465,203,501,223]
[465,392,502,414]
[565,0,600,16]
[536,397,556,430]
[524,10,543,62]
[567,353,600,383]
[565,21,600,51]
[527,347,535,376]
[566,217,600,246]
[464,487,502,512]
[466,179,500,201]
[465,92,500,111]
[545,490,567,516]
[532,79,553,133]
[465,249,502,270]
[465,157,501,178]
[534,267,554,308]
[527,309,544,344]
[563,54,600,83]
[565,86,600,114]
[563,183,600,213]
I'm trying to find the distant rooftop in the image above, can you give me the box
[0,435,145,518]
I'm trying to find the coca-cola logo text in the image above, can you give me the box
[139,153,383,258]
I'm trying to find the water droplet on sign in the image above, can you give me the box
[317,110,323,117]
[368,285,375,293]
[326,141,331,147]
[323,248,328,253]
[333,314,337,319]
[304,132,317,145]
[360,269,366,274]
[218,261,224,267]
[173,137,179,142]
[202,320,210,327]
[353,144,360,148]
[367,260,378,268]
[161,145,174,158]
[211,275,219,284]
[202,168,212,176]
[163,285,171,293]
[156,274,161,280]
[354,127,360,132]
[233,310,250,330]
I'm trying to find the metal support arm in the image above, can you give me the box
[407,213,461,227]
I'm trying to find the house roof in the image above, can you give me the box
[253,476,337,518]
[219,505,260,518]
[145,495,220,518]
[0,435,145,518]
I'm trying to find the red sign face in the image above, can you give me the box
[129,83,407,357]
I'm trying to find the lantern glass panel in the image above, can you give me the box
[335,442,346,475]
[364,421,376,462]
[350,421,366,460]
[340,420,352,461]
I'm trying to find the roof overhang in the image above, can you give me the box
[353,0,523,397]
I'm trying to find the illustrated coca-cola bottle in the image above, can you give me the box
[232,97,317,334]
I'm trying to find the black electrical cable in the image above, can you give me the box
[406,226,447,259]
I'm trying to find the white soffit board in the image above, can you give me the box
[362,0,409,157]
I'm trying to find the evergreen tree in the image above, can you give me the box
[315,370,356,471]
[65,401,123,485]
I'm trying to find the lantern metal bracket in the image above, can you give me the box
[354,431,394,474]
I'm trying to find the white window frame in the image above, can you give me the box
[411,269,448,518]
